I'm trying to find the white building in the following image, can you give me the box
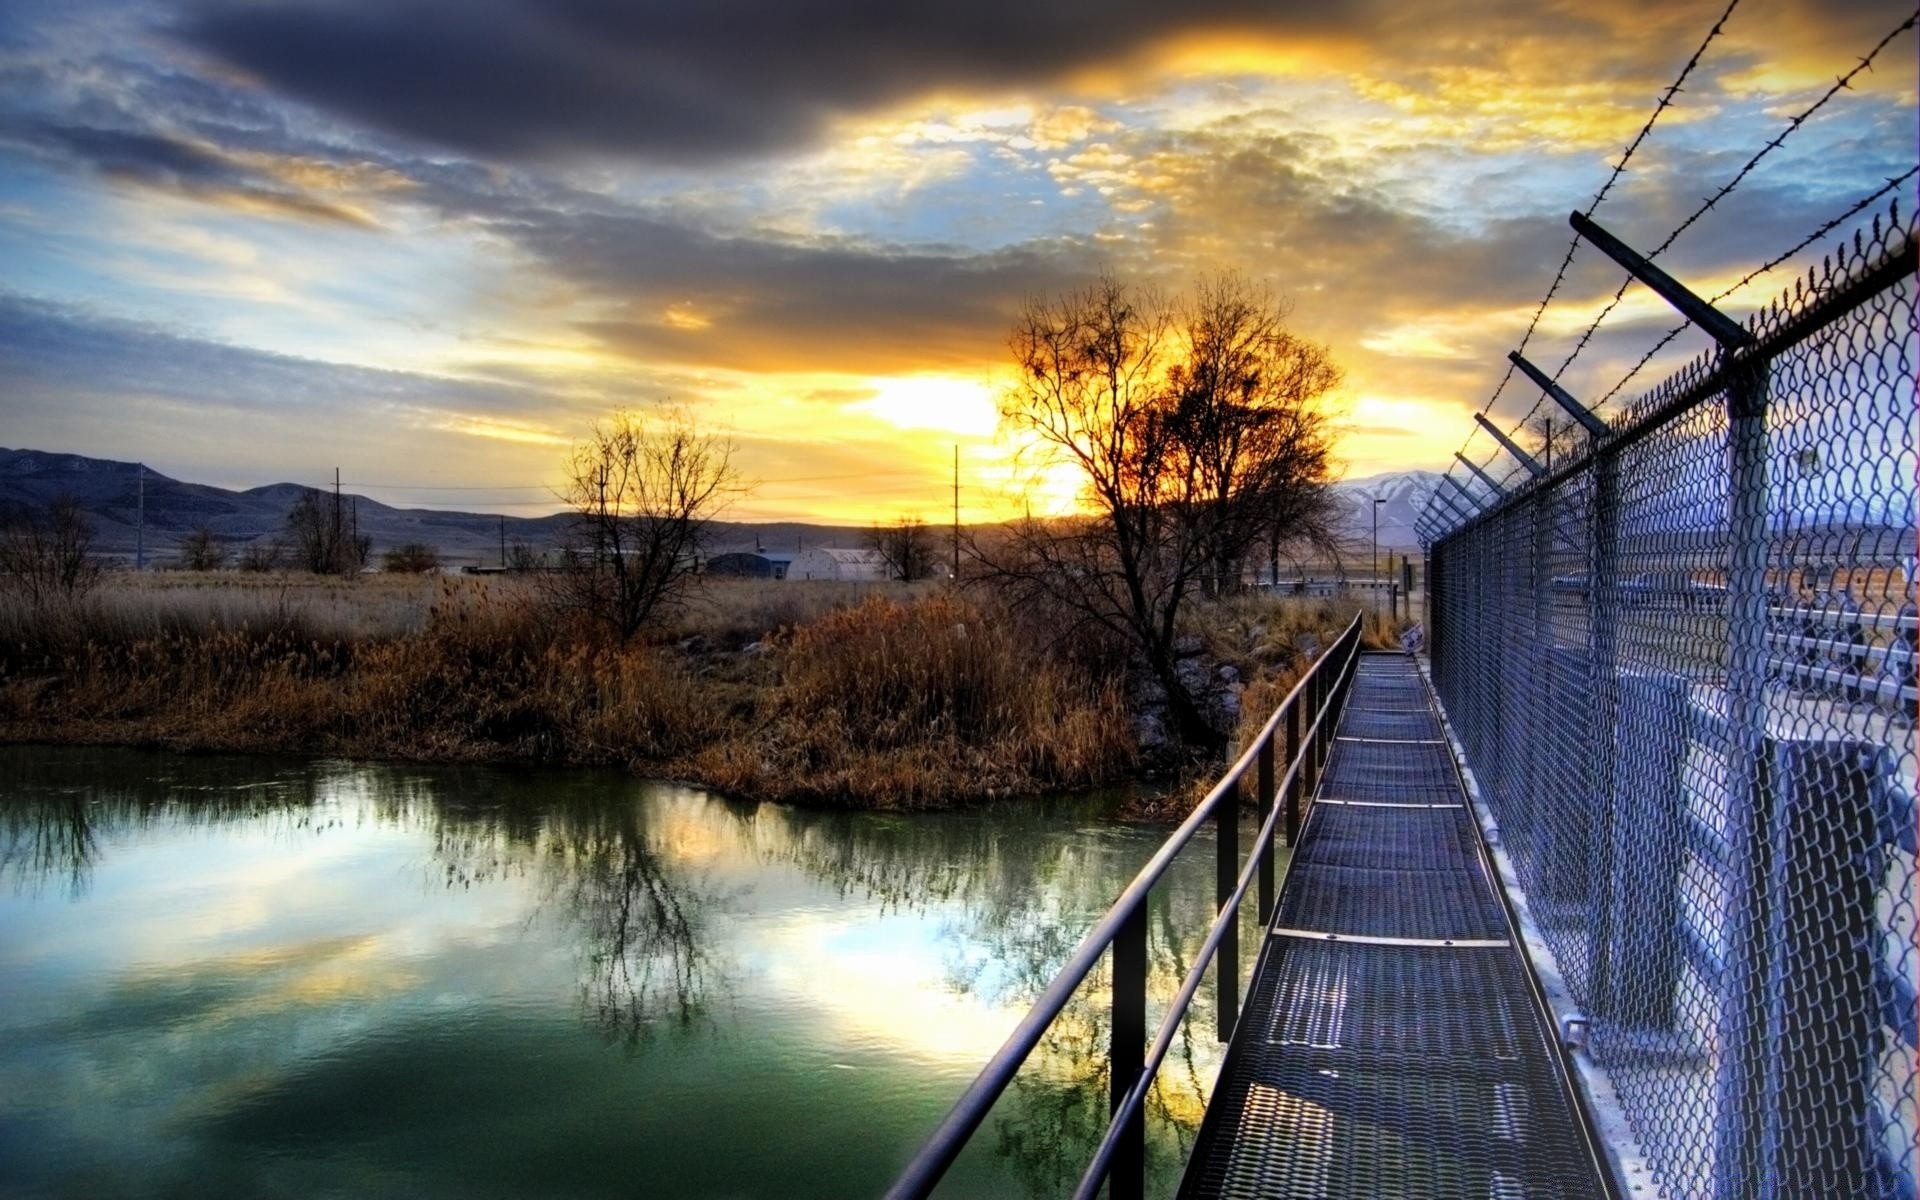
[789,546,889,582]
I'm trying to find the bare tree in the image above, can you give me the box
[976,275,1218,745]
[236,538,284,573]
[284,489,363,575]
[547,409,739,641]
[0,494,103,605]
[1520,413,1587,472]
[976,273,1341,749]
[382,542,440,574]
[1166,273,1341,593]
[868,516,937,581]
[176,526,226,571]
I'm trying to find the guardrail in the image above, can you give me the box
[884,612,1366,1200]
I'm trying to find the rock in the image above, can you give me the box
[1217,664,1240,684]
[1173,634,1205,658]
[679,634,709,654]
[1133,713,1171,752]
[742,640,766,656]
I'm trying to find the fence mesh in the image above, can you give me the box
[1425,203,1917,1200]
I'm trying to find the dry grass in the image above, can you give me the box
[0,574,1404,809]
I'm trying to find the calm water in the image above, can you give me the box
[0,747,1257,1199]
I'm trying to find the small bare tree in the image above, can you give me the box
[284,489,363,575]
[236,538,284,573]
[382,542,440,573]
[176,526,226,571]
[0,494,103,604]
[547,409,739,641]
[868,516,936,581]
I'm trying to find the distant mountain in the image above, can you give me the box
[0,447,1444,566]
[0,448,868,568]
[1329,470,1443,551]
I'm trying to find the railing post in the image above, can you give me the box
[1283,698,1303,845]
[1110,902,1147,1200]
[1256,732,1276,920]
[1216,793,1240,1041]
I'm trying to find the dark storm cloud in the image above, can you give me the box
[176,0,1378,162]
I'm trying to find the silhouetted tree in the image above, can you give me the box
[284,489,364,575]
[236,538,284,573]
[175,525,226,571]
[0,494,102,604]
[975,273,1341,749]
[382,542,440,573]
[547,409,740,641]
[1166,273,1341,594]
[868,516,937,581]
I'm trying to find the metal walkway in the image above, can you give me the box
[1179,653,1612,1200]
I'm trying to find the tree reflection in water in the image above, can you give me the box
[738,800,1225,1196]
[0,752,717,1049]
[0,749,1226,1197]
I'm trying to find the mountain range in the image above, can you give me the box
[0,447,1438,566]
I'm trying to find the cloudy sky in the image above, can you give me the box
[0,0,1913,521]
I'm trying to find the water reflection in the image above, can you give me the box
[0,747,1230,1198]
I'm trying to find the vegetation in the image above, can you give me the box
[546,409,740,641]
[174,526,226,571]
[977,272,1342,751]
[382,541,441,574]
[868,515,938,581]
[0,571,1398,809]
[0,494,102,605]
[286,488,370,574]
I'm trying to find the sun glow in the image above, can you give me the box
[852,375,1000,438]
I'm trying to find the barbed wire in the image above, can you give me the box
[1422,5,1919,538]
[1591,167,1917,412]
[1531,4,1920,403]
[1434,0,1743,496]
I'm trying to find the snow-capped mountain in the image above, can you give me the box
[1329,470,1444,551]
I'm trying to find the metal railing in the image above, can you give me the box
[885,613,1365,1200]
[1422,206,1916,1200]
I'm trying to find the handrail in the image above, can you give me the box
[884,612,1366,1200]
[1071,637,1362,1199]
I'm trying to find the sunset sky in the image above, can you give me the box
[0,0,1913,522]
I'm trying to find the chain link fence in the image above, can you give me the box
[1425,203,1916,1200]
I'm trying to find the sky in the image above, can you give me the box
[0,0,1913,522]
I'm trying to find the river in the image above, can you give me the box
[0,746,1262,1199]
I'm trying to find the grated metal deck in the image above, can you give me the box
[1179,653,1612,1200]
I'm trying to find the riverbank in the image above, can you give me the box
[0,574,1405,808]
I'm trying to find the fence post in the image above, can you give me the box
[1714,356,1780,1200]
[1760,739,1886,1196]
[1257,732,1276,921]
[1284,698,1303,846]
[1110,902,1147,1200]
[1217,792,1240,1041]
[1593,667,1689,1035]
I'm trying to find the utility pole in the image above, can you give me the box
[1371,494,1385,612]
[135,463,145,571]
[333,467,342,569]
[951,444,960,583]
